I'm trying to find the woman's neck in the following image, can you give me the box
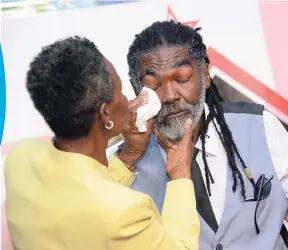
[54,134,109,167]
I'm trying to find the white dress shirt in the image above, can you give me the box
[107,103,288,224]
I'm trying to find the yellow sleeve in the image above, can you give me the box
[108,155,137,187]
[108,179,200,250]
[161,179,200,249]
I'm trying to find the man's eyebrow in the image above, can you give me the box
[139,69,158,81]
[171,60,193,69]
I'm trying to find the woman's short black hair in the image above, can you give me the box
[26,36,113,139]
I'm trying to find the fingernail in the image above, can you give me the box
[186,118,192,125]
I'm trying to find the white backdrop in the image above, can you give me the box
[2,0,286,150]
[2,0,287,201]
[1,1,288,249]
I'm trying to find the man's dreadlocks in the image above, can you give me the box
[127,20,250,200]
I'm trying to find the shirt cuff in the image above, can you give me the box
[108,155,138,187]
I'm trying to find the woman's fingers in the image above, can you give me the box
[154,128,177,150]
[127,110,137,128]
[146,119,155,133]
[129,91,148,113]
[181,118,193,145]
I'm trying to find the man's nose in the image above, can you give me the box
[162,83,180,104]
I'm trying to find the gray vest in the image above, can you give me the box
[131,102,288,250]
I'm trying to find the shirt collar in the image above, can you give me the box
[194,103,220,156]
[49,140,110,180]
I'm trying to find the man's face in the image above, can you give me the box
[139,46,209,141]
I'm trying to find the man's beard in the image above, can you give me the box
[154,75,206,142]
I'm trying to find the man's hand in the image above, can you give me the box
[154,119,194,180]
[118,91,155,166]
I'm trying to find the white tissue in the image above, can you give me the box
[135,87,161,132]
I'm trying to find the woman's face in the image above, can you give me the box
[104,58,129,136]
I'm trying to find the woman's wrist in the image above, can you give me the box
[168,167,192,180]
[116,148,138,172]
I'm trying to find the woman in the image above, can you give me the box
[4,36,199,250]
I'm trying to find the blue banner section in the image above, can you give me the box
[0,44,6,145]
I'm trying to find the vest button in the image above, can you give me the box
[216,244,223,250]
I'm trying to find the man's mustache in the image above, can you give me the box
[156,103,192,119]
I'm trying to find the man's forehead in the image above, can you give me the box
[139,46,193,68]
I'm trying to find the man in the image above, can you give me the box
[116,21,288,249]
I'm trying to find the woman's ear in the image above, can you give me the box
[99,103,111,128]
[204,65,211,89]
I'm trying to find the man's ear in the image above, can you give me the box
[99,103,110,128]
[204,65,211,89]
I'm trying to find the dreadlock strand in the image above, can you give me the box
[210,79,224,102]
[200,109,216,196]
[201,133,212,196]
[210,85,246,198]
[206,86,240,192]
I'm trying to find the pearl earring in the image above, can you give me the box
[105,121,114,130]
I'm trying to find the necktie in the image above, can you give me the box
[191,148,218,232]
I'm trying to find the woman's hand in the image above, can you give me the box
[118,91,155,166]
[154,119,194,180]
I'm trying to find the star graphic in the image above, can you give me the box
[166,6,288,121]
[167,6,198,28]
